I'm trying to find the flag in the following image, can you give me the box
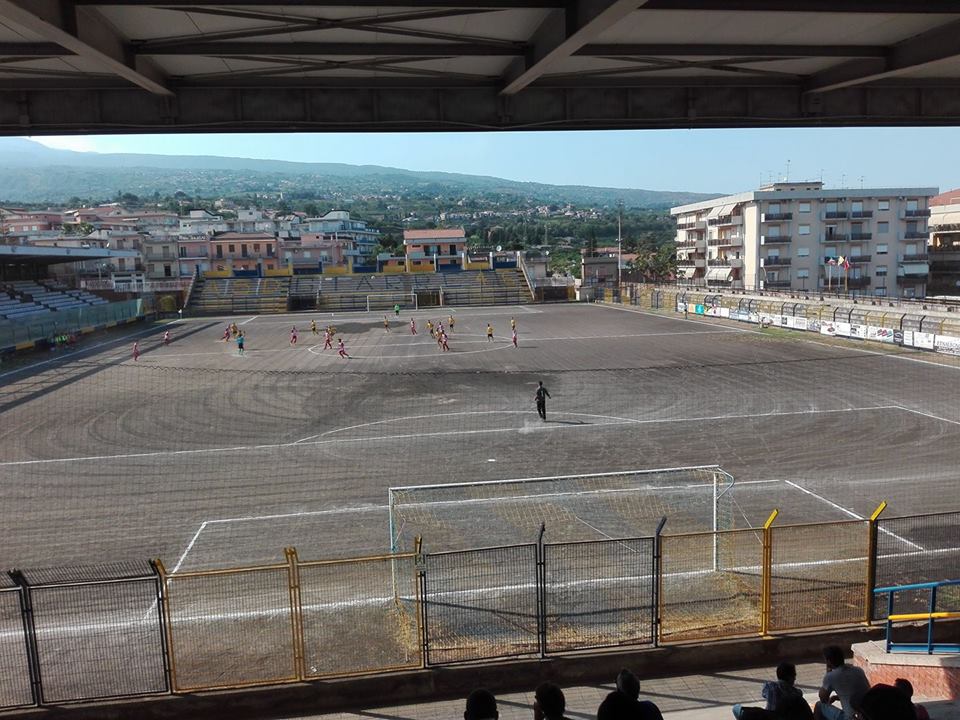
[836,255,845,267]
[842,257,851,270]
[826,257,837,266]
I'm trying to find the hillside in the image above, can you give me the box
[0,138,719,208]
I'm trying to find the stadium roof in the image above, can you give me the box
[0,245,138,265]
[2,2,960,133]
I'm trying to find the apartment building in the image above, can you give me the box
[672,182,937,298]
[929,188,960,295]
[403,228,466,269]
[209,231,278,274]
[304,211,380,262]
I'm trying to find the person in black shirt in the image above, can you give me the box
[535,381,551,421]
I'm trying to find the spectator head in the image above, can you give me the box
[616,669,641,700]
[893,678,914,699]
[823,645,845,669]
[858,684,917,720]
[534,682,566,720]
[597,690,634,720]
[464,689,498,720]
[777,662,797,685]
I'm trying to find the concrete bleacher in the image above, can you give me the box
[0,280,110,321]
[188,276,291,315]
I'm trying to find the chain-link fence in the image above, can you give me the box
[0,575,33,710]
[17,562,168,704]
[422,544,539,664]
[543,537,655,653]
[660,528,764,642]
[299,553,421,678]
[768,520,870,631]
[875,511,960,619]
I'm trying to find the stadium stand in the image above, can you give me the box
[0,281,109,321]
[188,276,291,315]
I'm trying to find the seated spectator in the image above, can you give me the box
[893,679,929,720]
[814,646,870,720]
[465,689,498,720]
[534,682,570,720]
[858,684,917,720]
[734,662,809,720]
[597,669,664,720]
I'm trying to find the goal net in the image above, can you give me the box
[389,465,736,554]
[366,292,417,312]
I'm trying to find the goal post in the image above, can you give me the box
[366,291,417,313]
[388,465,736,558]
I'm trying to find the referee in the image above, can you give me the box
[535,381,551,421]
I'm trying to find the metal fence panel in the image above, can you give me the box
[769,521,869,631]
[660,529,763,642]
[0,582,33,709]
[21,563,167,704]
[875,512,960,619]
[299,555,421,678]
[423,545,538,664]
[543,538,654,653]
[164,566,296,691]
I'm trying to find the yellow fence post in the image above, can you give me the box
[760,509,779,636]
[285,547,306,681]
[154,558,180,693]
[866,502,887,624]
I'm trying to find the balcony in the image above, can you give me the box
[850,232,872,241]
[825,211,848,219]
[711,258,744,269]
[846,277,872,288]
[761,235,791,244]
[764,257,791,267]
[851,211,873,219]
[711,236,743,247]
[708,215,740,226]
[901,253,929,262]
[762,212,792,221]
[905,208,931,218]
[821,234,849,242]
[904,231,928,239]
[847,255,872,263]
[765,280,791,288]
[677,220,707,230]
[897,275,927,284]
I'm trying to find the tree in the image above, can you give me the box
[304,202,320,217]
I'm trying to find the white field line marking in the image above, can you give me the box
[172,521,209,574]
[0,320,178,381]
[239,316,257,325]
[10,544,958,640]
[207,504,388,526]
[592,302,752,332]
[783,480,923,551]
[193,306,543,326]
[0,405,900,467]
[892,404,960,427]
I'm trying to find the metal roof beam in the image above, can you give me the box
[501,0,646,96]
[77,0,561,6]
[0,42,73,56]
[638,0,960,11]
[580,43,886,58]
[139,41,524,57]
[805,18,960,93]
[0,0,172,95]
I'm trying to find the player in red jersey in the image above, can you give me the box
[290,326,298,345]
[323,328,333,349]
[132,341,140,361]
[512,328,518,348]
[410,319,417,335]
[163,330,171,346]
[338,338,350,359]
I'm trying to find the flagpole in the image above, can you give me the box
[845,264,848,294]
[828,262,831,290]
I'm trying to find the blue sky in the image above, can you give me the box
[29,127,960,195]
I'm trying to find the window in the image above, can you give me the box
[797,269,810,279]
[766,249,780,259]
[876,266,887,276]
[253,243,260,252]
[907,199,918,211]
[164,264,172,278]
[799,202,811,213]
[768,203,780,214]
[825,246,837,257]
[875,287,886,297]
[825,201,838,213]
[216,246,223,259]
[878,200,890,211]
[228,244,235,253]
[876,244,888,255]
[798,224,811,235]
[852,201,863,213]
[449,244,457,255]
[267,246,274,256]
[767,225,781,237]
[797,248,810,257]
[878,222,889,234]
[905,244,917,255]
[241,245,249,258]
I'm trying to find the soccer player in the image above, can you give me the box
[448,315,455,331]
[511,317,516,332]
[323,328,333,350]
[486,323,494,342]
[426,319,434,337]
[163,330,171,346]
[535,381,550,421]
[440,332,450,352]
[132,341,140,362]
[410,319,417,335]
[222,325,231,342]
[231,322,239,337]
[512,328,518,348]
[290,326,298,345]
[394,303,400,316]
[237,331,245,354]
[383,315,390,332]
[310,319,318,335]
[338,338,350,359]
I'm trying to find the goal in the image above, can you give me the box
[366,291,417,312]
[388,465,736,554]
